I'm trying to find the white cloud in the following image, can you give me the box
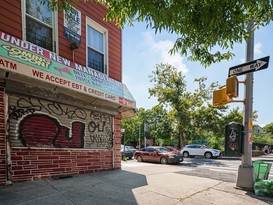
[239,42,263,63]
[254,42,263,55]
[142,31,188,73]
[123,72,158,109]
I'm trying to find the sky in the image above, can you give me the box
[122,22,273,127]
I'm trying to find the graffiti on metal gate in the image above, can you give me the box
[9,97,87,120]
[8,95,113,149]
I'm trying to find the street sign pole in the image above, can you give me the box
[236,23,255,189]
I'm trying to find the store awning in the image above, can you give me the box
[0,31,136,118]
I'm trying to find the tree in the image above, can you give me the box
[49,1,273,66]
[149,63,217,148]
[101,0,273,67]
[121,106,173,147]
[121,107,147,146]
[263,122,273,135]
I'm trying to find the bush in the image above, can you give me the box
[208,136,224,150]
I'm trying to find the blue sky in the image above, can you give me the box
[122,22,273,127]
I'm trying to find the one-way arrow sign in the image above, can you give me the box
[228,56,270,77]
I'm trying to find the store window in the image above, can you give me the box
[22,0,57,51]
[87,18,108,74]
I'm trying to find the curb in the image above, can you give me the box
[220,156,241,160]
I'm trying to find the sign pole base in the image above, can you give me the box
[236,165,255,190]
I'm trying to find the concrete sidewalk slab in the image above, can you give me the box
[1,163,273,205]
[133,173,221,205]
[177,182,273,205]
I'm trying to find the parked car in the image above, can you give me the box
[134,146,183,164]
[164,146,181,154]
[181,144,222,159]
[121,145,134,159]
[126,145,138,153]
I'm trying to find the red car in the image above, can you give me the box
[134,146,183,164]
[164,146,181,154]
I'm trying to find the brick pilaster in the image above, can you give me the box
[0,83,6,185]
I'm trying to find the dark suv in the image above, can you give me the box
[121,145,134,159]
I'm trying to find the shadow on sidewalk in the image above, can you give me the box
[0,170,148,205]
[245,189,273,204]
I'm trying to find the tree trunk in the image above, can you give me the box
[178,135,181,149]
[178,129,184,149]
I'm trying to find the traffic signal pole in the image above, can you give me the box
[236,23,255,189]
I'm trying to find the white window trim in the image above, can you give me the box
[21,0,58,53]
[86,17,108,75]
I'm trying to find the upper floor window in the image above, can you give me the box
[22,0,57,52]
[87,18,108,74]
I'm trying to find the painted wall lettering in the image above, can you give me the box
[8,94,113,149]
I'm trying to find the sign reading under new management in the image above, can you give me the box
[228,56,270,77]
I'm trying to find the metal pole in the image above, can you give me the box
[144,122,147,147]
[123,131,125,148]
[236,23,255,189]
[138,124,141,150]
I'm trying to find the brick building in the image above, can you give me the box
[0,0,136,185]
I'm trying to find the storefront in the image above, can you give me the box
[0,31,136,184]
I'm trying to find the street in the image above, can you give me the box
[122,155,273,183]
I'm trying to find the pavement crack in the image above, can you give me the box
[176,181,223,203]
[43,179,78,205]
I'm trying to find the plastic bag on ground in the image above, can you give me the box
[254,180,273,197]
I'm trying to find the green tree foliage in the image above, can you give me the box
[49,1,273,66]
[121,106,172,147]
[253,122,273,145]
[101,0,273,67]
[263,123,273,135]
[143,105,172,144]
[149,63,217,148]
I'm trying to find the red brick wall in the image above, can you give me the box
[10,148,114,183]
[7,115,121,184]
[0,0,123,185]
[114,114,122,169]
[0,83,6,185]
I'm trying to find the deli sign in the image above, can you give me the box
[0,31,135,108]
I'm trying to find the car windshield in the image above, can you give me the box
[154,147,169,153]
[121,146,131,151]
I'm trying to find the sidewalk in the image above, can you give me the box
[1,163,273,205]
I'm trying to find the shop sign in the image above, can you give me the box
[0,31,135,108]
[64,4,81,45]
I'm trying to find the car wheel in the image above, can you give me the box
[137,156,143,162]
[183,151,189,158]
[205,152,212,159]
[160,157,168,164]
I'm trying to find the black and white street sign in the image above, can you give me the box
[228,56,270,77]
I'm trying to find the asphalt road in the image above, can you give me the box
[122,155,273,183]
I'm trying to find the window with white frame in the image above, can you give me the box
[87,18,108,74]
[22,0,56,51]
